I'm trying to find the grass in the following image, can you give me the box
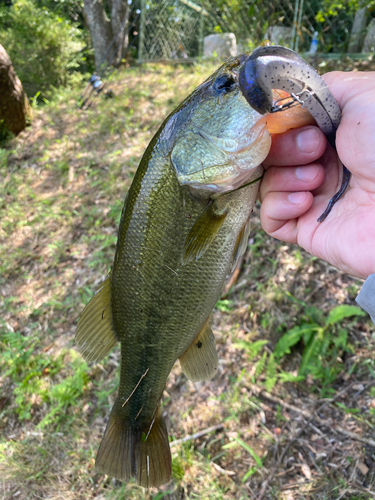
[2,56,375,499]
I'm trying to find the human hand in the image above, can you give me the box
[260,71,375,279]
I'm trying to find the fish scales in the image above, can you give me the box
[113,160,261,419]
[75,50,319,488]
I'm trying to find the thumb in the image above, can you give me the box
[322,71,375,181]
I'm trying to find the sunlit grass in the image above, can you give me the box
[1,59,375,499]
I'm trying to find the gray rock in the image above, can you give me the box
[266,26,293,46]
[203,33,237,58]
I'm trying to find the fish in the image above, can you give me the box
[238,44,351,222]
[75,52,315,488]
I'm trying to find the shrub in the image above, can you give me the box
[0,0,85,97]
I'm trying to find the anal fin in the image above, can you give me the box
[182,200,227,265]
[75,274,118,363]
[179,320,218,382]
[95,403,171,488]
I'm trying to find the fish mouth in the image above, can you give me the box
[171,113,271,197]
[179,122,271,197]
[195,118,268,155]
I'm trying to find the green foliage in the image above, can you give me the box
[0,324,89,425]
[233,339,268,360]
[0,0,85,97]
[278,305,364,384]
[222,437,263,481]
[264,352,276,392]
[326,304,365,325]
[315,0,370,23]
[201,0,270,50]
[0,120,14,144]
[36,0,86,27]
[215,299,235,313]
[254,351,267,378]
[1,59,374,498]
[237,304,366,395]
[312,0,374,51]
[273,324,318,358]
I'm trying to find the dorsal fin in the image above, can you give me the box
[179,320,218,382]
[75,274,118,363]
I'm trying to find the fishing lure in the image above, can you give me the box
[239,45,350,222]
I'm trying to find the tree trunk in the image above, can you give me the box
[348,7,368,53]
[83,0,113,70]
[111,0,130,65]
[83,0,130,71]
[0,44,31,136]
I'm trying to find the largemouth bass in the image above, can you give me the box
[76,53,314,488]
[239,45,350,222]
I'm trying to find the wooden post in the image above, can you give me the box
[138,0,145,62]
[198,10,204,57]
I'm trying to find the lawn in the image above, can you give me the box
[1,56,375,500]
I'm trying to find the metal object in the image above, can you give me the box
[239,45,351,222]
[136,0,355,62]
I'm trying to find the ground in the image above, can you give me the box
[1,55,375,500]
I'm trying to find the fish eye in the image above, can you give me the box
[212,74,236,94]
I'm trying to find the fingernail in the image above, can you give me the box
[295,165,318,181]
[296,128,320,153]
[288,192,307,204]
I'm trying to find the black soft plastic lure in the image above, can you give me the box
[239,45,350,222]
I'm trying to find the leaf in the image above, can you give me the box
[278,371,305,383]
[335,402,360,414]
[215,299,234,313]
[235,438,263,467]
[335,327,348,349]
[274,325,318,359]
[299,328,324,376]
[266,353,276,379]
[255,351,267,378]
[264,353,277,391]
[242,467,257,482]
[233,339,268,360]
[304,306,324,325]
[264,377,277,392]
[301,462,312,479]
[358,462,369,475]
[326,305,366,326]
[222,441,238,451]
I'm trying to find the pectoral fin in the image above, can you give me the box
[182,201,227,265]
[179,321,218,382]
[75,274,118,363]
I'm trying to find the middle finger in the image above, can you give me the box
[259,163,325,203]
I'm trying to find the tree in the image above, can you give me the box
[0,43,31,136]
[348,7,368,52]
[0,0,85,98]
[83,0,130,70]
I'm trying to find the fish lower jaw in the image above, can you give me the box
[180,130,270,197]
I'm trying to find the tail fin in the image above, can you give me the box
[95,403,171,488]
